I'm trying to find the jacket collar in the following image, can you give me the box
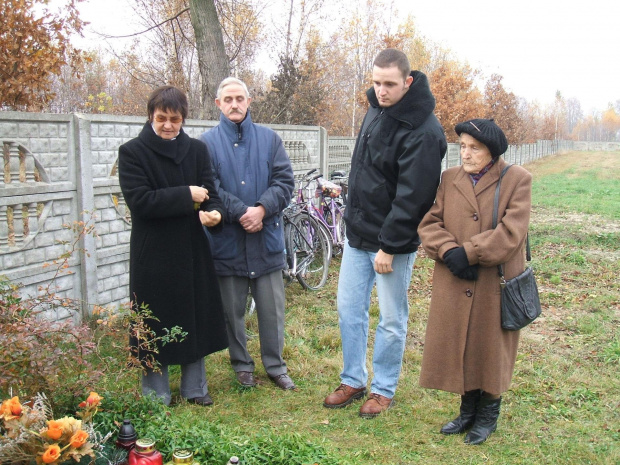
[453,158,508,211]
[366,70,436,130]
[138,122,191,165]
[218,110,254,141]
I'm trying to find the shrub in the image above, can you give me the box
[0,276,102,412]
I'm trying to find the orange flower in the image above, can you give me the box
[45,420,64,440]
[69,430,89,448]
[0,396,22,419]
[42,444,61,464]
[79,392,102,408]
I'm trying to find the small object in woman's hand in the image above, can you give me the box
[194,185,206,210]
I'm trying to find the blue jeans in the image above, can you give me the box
[337,241,416,398]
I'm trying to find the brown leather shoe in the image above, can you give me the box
[236,371,257,387]
[359,393,394,418]
[269,373,297,390]
[323,384,367,409]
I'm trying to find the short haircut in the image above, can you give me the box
[216,77,250,99]
[147,86,188,122]
[373,49,411,81]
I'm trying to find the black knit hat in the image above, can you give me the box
[454,118,508,158]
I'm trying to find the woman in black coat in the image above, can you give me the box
[119,86,227,406]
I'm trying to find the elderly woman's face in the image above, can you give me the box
[460,133,493,174]
[151,108,183,140]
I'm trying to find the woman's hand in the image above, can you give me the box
[443,247,479,280]
[199,210,221,227]
[190,185,209,203]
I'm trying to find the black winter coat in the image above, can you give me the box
[345,71,447,254]
[119,123,228,366]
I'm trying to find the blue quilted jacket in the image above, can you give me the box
[200,111,294,278]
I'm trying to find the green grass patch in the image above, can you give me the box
[74,151,620,464]
[529,151,620,219]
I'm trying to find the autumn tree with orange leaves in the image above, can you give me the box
[0,0,85,110]
[484,74,522,144]
[430,62,485,142]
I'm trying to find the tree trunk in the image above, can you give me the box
[189,0,230,120]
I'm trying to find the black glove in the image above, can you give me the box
[443,247,469,276]
[457,264,479,281]
[444,247,479,281]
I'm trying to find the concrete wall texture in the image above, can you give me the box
[1,111,617,322]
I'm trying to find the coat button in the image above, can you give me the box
[465,289,473,297]
[473,213,479,221]
[241,181,245,185]
[234,143,239,147]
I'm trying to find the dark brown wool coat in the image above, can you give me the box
[418,159,532,395]
[119,123,228,366]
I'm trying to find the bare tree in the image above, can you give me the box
[189,0,230,119]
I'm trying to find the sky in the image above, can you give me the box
[396,0,620,113]
[73,0,619,114]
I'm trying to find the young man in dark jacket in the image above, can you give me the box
[323,49,447,417]
[200,77,296,391]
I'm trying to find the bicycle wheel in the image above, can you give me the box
[289,212,329,290]
[282,219,297,286]
[315,215,333,261]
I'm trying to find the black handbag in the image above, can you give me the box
[493,165,542,331]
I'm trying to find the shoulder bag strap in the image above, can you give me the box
[492,165,512,229]
[494,165,512,280]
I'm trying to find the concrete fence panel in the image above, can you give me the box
[0,111,614,321]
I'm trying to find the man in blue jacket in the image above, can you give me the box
[323,49,447,417]
[200,77,296,390]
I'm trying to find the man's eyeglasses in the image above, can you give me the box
[154,115,183,123]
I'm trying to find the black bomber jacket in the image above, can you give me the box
[344,70,447,254]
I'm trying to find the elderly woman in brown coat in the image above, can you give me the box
[418,118,532,445]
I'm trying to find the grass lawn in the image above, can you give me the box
[100,151,620,464]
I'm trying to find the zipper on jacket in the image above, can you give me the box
[361,110,383,163]
[349,109,384,209]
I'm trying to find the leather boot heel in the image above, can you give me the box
[440,389,481,435]
[464,396,502,445]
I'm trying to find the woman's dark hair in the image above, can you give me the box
[147,86,188,122]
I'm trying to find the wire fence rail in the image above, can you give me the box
[327,138,616,175]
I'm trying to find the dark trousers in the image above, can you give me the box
[217,270,287,376]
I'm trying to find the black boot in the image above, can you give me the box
[464,396,502,445]
[440,389,482,435]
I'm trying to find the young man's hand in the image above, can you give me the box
[374,250,394,274]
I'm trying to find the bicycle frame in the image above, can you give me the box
[316,178,346,252]
[290,170,331,257]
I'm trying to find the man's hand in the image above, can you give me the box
[239,205,266,233]
[374,249,394,274]
[199,210,221,227]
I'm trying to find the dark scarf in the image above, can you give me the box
[469,158,496,186]
[138,122,191,165]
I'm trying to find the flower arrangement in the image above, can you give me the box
[0,391,109,465]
